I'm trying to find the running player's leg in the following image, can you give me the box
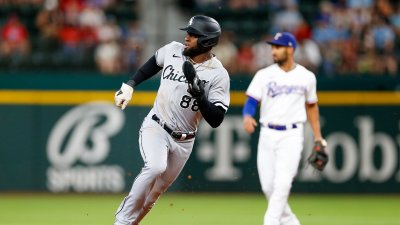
[257,128,277,225]
[264,128,303,225]
[134,139,194,224]
[279,131,303,225]
[280,205,301,225]
[115,119,169,225]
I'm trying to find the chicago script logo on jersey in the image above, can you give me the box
[163,65,187,82]
[162,64,209,85]
[267,81,306,97]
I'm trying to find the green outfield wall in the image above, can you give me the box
[0,73,399,193]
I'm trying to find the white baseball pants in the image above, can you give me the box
[257,124,304,225]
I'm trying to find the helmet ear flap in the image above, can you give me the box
[198,36,219,48]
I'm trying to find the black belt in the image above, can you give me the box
[267,123,298,131]
[151,114,196,140]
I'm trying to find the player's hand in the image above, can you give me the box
[114,83,134,110]
[182,61,205,99]
[188,78,205,99]
[243,115,257,134]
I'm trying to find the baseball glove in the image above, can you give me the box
[308,139,329,171]
[182,61,204,99]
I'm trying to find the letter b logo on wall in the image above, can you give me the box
[47,102,124,168]
[46,102,125,192]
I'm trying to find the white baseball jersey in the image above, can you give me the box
[246,63,317,125]
[150,41,230,132]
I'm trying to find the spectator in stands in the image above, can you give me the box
[270,1,303,34]
[389,2,400,35]
[357,48,377,75]
[311,17,337,75]
[347,3,372,37]
[313,1,352,76]
[369,15,398,76]
[35,7,63,51]
[121,20,147,73]
[375,0,393,18]
[95,17,122,74]
[294,22,322,73]
[80,23,99,53]
[379,49,397,76]
[59,0,85,26]
[212,31,238,73]
[57,0,86,58]
[96,16,121,44]
[79,1,106,28]
[358,19,397,76]
[235,40,256,74]
[79,2,106,53]
[251,34,273,71]
[59,23,82,57]
[337,36,359,74]
[294,38,322,74]
[95,39,122,74]
[0,14,31,58]
[370,14,395,52]
[315,0,334,25]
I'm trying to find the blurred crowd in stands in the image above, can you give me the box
[0,0,145,74]
[192,0,400,77]
[1,0,399,77]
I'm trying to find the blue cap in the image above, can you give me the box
[267,32,297,49]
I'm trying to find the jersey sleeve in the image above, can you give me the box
[245,71,264,101]
[306,72,318,103]
[208,70,230,112]
[155,41,182,67]
[155,45,166,67]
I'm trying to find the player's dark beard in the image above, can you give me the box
[183,45,211,58]
[274,50,288,66]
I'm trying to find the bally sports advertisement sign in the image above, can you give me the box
[0,87,399,193]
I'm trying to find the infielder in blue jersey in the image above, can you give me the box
[243,32,327,225]
[113,15,230,225]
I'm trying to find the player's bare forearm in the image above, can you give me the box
[306,102,323,141]
[243,114,257,134]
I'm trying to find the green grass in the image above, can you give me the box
[0,193,399,225]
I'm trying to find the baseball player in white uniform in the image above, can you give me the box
[242,32,326,225]
[113,15,230,225]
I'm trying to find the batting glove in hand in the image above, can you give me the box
[308,139,329,171]
[182,61,204,99]
[114,83,134,110]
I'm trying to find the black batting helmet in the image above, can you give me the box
[180,15,221,48]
